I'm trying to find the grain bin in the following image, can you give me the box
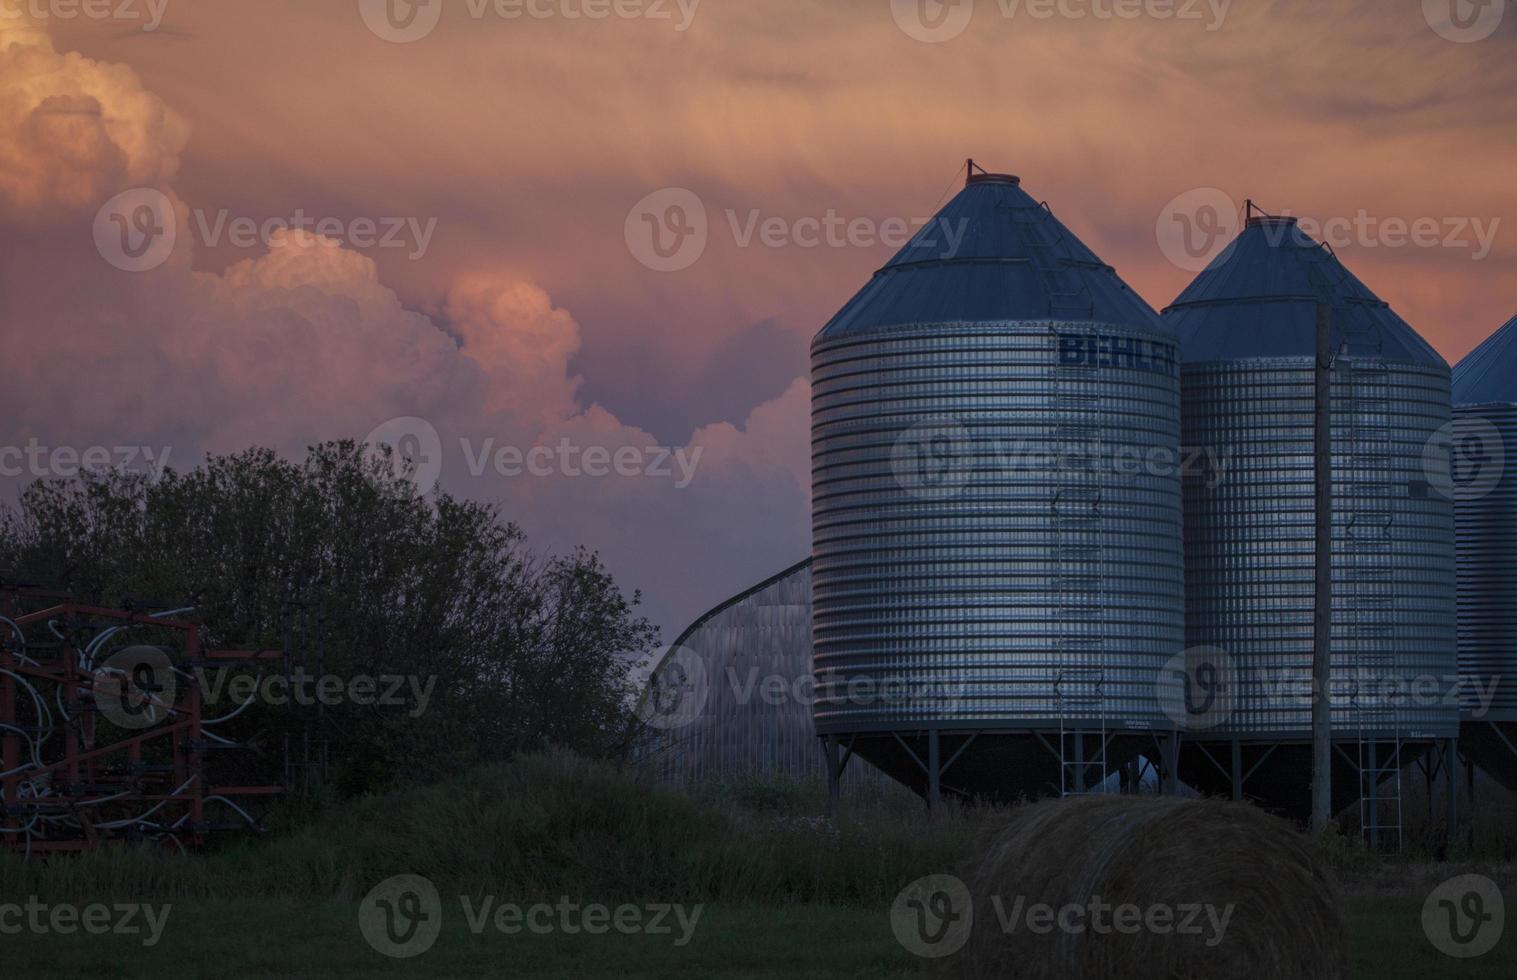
[1451,313,1517,790]
[810,166,1185,803]
[1164,213,1457,823]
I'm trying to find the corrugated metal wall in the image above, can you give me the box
[1183,357,1458,738]
[811,321,1184,734]
[1454,403,1517,721]
[638,560,894,789]
[1452,311,1517,725]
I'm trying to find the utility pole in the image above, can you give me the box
[1311,303,1334,834]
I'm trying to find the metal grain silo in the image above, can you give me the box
[810,166,1185,804]
[1451,313,1517,790]
[1165,213,1457,831]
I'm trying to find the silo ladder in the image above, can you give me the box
[1014,205,1094,319]
[1340,355,1404,851]
[1055,667,1109,796]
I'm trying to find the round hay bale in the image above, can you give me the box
[942,795,1348,980]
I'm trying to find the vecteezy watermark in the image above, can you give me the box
[189,210,438,261]
[94,646,178,730]
[890,418,1229,502]
[890,875,1236,959]
[726,209,966,255]
[95,650,439,727]
[986,893,1235,947]
[639,648,976,730]
[364,417,446,496]
[623,186,970,273]
[93,189,438,272]
[624,188,708,273]
[1156,188,1241,273]
[0,898,172,948]
[358,0,701,43]
[996,0,1230,29]
[1275,210,1500,260]
[891,875,974,958]
[890,0,1231,43]
[891,419,976,501]
[362,418,706,495]
[0,439,173,481]
[1211,664,1487,716]
[1423,0,1508,43]
[743,669,971,715]
[1423,416,1506,502]
[461,438,703,488]
[1158,649,1500,729]
[94,188,177,274]
[1253,668,1495,719]
[1157,646,1238,731]
[360,875,445,959]
[0,0,169,31]
[637,644,709,730]
[1157,189,1502,272]
[1423,875,1505,959]
[457,896,702,945]
[195,670,438,719]
[358,874,702,958]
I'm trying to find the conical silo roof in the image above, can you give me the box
[1164,215,1446,368]
[1453,313,1517,406]
[816,173,1166,340]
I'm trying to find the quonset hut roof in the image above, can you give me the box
[815,172,1166,340]
[1164,215,1446,368]
[1453,313,1517,406]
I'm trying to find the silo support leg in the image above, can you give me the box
[1230,739,1243,802]
[1467,756,1476,821]
[824,737,841,816]
[1161,733,1182,797]
[1120,760,1138,794]
[927,729,941,811]
[1444,738,1458,858]
[1420,755,1434,826]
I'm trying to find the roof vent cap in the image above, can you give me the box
[967,172,1020,186]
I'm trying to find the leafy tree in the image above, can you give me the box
[0,441,659,796]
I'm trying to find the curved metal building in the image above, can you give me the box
[810,168,1185,802]
[1165,214,1458,821]
[637,559,895,792]
[1451,313,1517,790]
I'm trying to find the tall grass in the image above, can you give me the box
[0,750,986,907]
[7,750,1507,908]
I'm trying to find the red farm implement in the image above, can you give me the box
[1,587,292,855]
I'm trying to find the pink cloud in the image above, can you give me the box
[0,15,810,631]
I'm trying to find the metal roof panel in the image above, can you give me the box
[1453,313,1517,406]
[815,175,1166,341]
[1163,216,1446,368]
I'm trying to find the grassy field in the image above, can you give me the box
[2,896,1510,979]
[1,752,1511,978]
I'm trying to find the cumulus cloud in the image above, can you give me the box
[0,17,811,632]
[446,277,583,428]
[688,377,811,498]
[0,11,188,218]
[67,0,1510,415]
